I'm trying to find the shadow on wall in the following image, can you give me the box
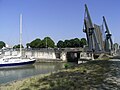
[66,52,80,63]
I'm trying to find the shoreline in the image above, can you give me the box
[35,58,65,63]
[0,61,65,85]
[0,72,52,90]
[1,60,120,90]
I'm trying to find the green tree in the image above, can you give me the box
[13,44,24,49]
[26,43,30,48]
[57,38,86,48]
[42,37,55,48]
[57,40,64,48]
[29,38,42,48]
[64,40,71,47]
[70,38,80,47]
[80,38,87,48]
[0,41,5,49]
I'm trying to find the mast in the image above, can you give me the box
[46,37,47,48]
[20,14,22,56]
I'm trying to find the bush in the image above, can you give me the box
[64,63,69,69]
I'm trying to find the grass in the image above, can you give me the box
[0,60,117,90]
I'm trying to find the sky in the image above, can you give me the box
[0,0,120,47]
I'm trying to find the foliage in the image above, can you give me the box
[0,41,5,49]
[80,38,87,48]
[57,38,87,48]
[57,40,64,48]
[64,63,69,69]
[29,38,42,48]
[13,44,24,49]
[28,37,55,48]
[26,43,30,48]
[64,40,71,47]
[27,37,87,48]
[42,37,55,48]
[70,38,80,47]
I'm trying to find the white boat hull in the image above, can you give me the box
[0,57,36,67]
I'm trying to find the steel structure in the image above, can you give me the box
[83,4,102,52]
[103,16,113,52]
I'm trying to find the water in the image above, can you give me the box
[0,62,64,84]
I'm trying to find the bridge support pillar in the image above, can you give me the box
[60,52,67,61]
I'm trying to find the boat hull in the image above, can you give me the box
[0,60,36,67]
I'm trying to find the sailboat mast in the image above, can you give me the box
[20,14,22,56]
[46,38,47,48]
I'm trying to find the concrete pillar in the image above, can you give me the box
[52,52,56,59]
[60,52,67,61]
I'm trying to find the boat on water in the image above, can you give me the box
[0,54,36,67]
[0,14,36,68]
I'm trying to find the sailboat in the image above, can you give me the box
[0,14,36,68]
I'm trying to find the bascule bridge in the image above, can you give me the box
[83,4,113,55]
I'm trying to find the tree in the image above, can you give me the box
[29,37,55,48]
[70,38,80,47]
[0,41,6,49]
[63,38,80,48]
[29,38,42,48]
[64,40,71,47]
[57,40,64,48]
[26,43,30,48]
[56,38,87,48]
[80,38,87,48]
[42,37,55,48]
[13,44,24,49]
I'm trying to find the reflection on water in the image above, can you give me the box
[0,62,64,84]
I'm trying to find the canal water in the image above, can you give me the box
[0,62,64,84]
